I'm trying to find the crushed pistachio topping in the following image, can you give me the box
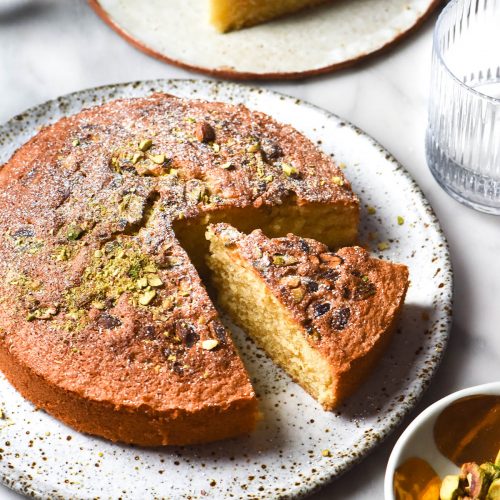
[54,246,71,261]
[131,151,144,164]
[322,449,332,457]
[149,153,166,165]
[221,162,233,170]
[64,239,163,322]
[111,139,171,177]
[8,229,44,254]
[273,254,299,266]
[72,139,80,147]
[138,139,153,152]
[246,142,260,153]
[66,224,84,241]
[281,162,297,177]
[367,206,377,215]
[397,215,405,225]
[27,305,58,322]
[6,271,41,291]
[290,287,305,303]
[377,241,390,251]
[139,290,156,306]
[201,339,219,350]
[332,176,344,186]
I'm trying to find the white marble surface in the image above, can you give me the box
[0,1,498,499]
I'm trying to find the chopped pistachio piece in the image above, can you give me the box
[147,275,163,287]
[367,206,377,215]
[377,241,390,251]
[322,449,332,457]
[221,162,233,170]
[66,224,84,241]
[212,143,220,153]
[139,289,156,305]
[281,163,297,177]
[397,215,405,225]
[273,255,286,266]
[92,301,106,310]
[246,142,260,153]
[439,475,462,500]
[94,249,103,258]
[202,339,219,351]
[55,246,70,261]
[26,306,58,321]
[149,153,166,165]
[131,151,144,164]
[138,139,153,152]
[273,254,298,266]
[332,176,344,186]
[72,139,80,147]
[136,277,148,289]
[290,287,305,303]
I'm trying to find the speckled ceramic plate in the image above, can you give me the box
[0,80,452,499]
[88,0,441,79]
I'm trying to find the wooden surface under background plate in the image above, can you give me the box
[0,80,452,499]
[88,0,442,80]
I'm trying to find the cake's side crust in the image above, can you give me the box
[207,224,409,409]
[0,341,258,446]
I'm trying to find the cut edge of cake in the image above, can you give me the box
[210,0,332,33]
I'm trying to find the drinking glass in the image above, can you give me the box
[426,0,500,214]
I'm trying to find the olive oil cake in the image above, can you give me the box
[0,93,358,445]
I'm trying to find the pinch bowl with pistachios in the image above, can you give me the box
[385,382,500,500]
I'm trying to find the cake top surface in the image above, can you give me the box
[0,93,357,413]
[208,223,409,373]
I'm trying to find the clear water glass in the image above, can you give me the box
[426,0,500,214]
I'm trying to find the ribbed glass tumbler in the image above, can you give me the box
[426,0,500,214]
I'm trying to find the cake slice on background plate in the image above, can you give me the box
[210,0,332,32]
[206,223,409,410]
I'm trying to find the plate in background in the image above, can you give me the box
[0,79,452,498]
[89,0,441,79]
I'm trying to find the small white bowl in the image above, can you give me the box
[384,382,500,499]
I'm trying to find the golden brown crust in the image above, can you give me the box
[210,223,409,406]
[0,94,357,445]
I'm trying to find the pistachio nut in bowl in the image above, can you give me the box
[384,382,500,500]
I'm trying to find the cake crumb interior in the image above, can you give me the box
[174,201,357,275]
[207,230,336,409]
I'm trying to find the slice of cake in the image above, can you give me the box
[210,0,332,32]
[206,224,409,409]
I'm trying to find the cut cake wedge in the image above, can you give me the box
[206,223,409,410]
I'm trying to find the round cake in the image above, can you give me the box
[0,93,358,446]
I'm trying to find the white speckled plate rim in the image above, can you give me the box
[0,79,452,499]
